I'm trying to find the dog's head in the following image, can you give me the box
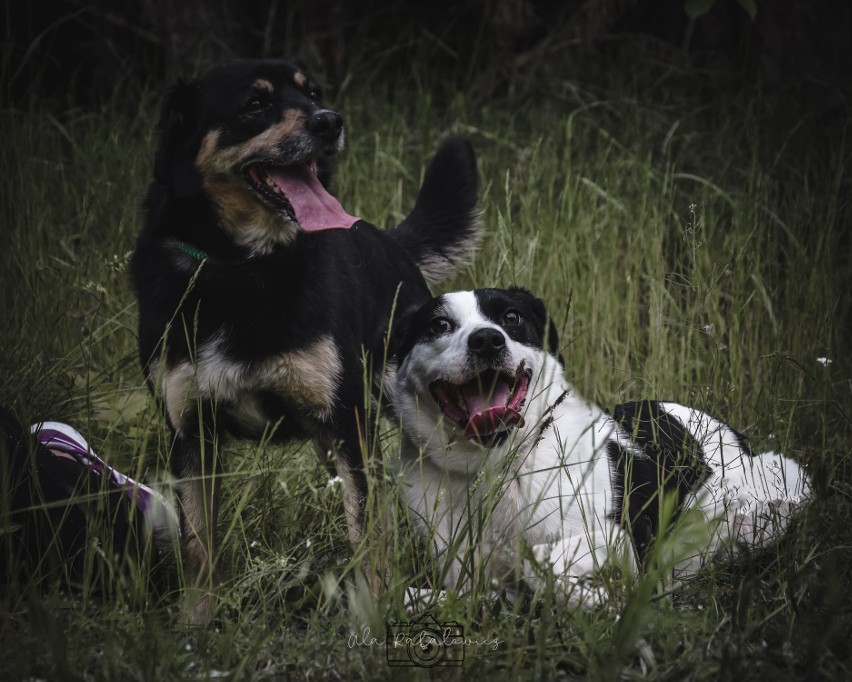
[393,288,564,465]
[153,58,358,253]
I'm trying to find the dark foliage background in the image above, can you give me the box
[6,1,850,291]
[7,0,852,106]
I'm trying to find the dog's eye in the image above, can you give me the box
[243,97,271,115]
[502,310,523,326]
[428,317,454,335]
[309,88,322,102]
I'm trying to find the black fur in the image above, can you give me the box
[608,400,712,563]
[130,58,480,620]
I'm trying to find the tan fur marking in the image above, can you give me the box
[153,360,197,433]
[201,174,296,253]
[158,335,342,431]
[335,458,365,547]
[258,336,342,420]
[195,130,222,171]
[180,477,215,578]
[180,465,221,624]
[254,78,274,93]
[293,72,306,88]
[195,111,307,253]
[195,111,306,177]
[334,452,391,595]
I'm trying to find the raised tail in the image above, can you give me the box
[389,136,481,285]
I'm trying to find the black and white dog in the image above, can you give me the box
[130,58,480,621]
[392,288,811,606]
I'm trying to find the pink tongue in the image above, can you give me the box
[461,380,510,415]
[460,381,525,439]
[266,167,359,232]
[464,407,525,440]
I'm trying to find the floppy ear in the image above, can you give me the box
[518,288,564,365]
[388,303,419,364]
[546,319,563,365]
[153,79,201,193]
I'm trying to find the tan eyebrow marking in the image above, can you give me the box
[293,71,306,88]
[254,78,274,93]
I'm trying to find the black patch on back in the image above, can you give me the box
[730,425,756,457]
[608,400,713,565]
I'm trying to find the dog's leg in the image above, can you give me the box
[698,449,811,560]
[654,404,812,559]
[339,455,391,597]
[334,449,369,549]
[173,423,221,626]
[325,400,392,597]
[315,427,367,549]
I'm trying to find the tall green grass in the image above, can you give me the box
[2,43,851,680]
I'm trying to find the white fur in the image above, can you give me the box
[395,291,811,607]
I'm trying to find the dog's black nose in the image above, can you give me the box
[308,110,344,142]
[468,327,506,359]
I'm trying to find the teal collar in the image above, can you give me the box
[176,240,212,262]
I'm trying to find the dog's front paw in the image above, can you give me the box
[402,587,448,616]
[527,542,611,610]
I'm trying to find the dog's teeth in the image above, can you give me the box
[264,175,280,193]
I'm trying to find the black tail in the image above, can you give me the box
[389,136,481,285]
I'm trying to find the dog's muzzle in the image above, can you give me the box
[429,360,532,445]
[308,110,344,147]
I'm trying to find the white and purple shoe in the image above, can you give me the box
[31,421,179,544]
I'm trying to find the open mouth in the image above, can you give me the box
[244,161,359,232]
[429,361,532,445]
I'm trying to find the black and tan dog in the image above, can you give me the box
[130,58,480,621]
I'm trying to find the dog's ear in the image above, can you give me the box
[388,303,421,364]
[153,79,201,194]
[546,318,563,366]
[531,296,562,361]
